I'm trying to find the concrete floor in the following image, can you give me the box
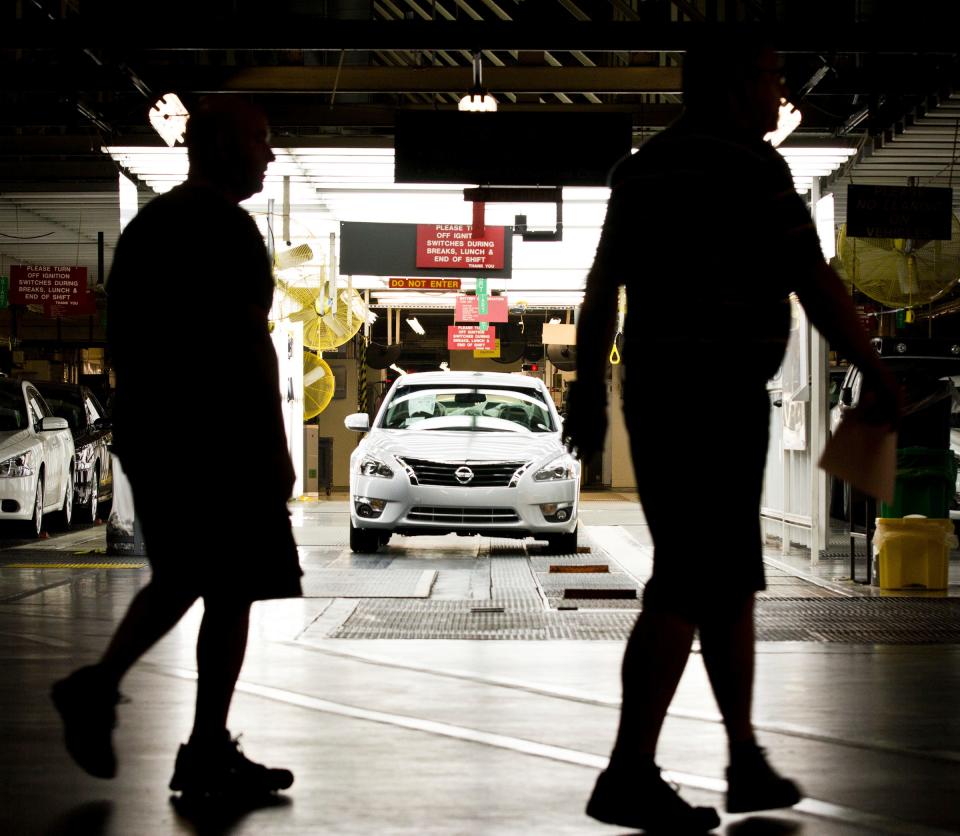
[1,495,959,835]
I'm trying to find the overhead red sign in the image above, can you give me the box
[388,277,461,290]
[448,325,496,351]
[9,265,95,316]
[455,295,508,323]
[416,225,506,271]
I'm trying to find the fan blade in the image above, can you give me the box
[288,308,316,323]
[276,243,314,271]
[304,365,327,387]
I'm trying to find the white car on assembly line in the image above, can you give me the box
[345,370,580,554]
[0,378,75,537]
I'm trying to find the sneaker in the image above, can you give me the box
[169,734,294,798]
[50,665,122,779]
[586,765,720,833]
[726,746,802,813]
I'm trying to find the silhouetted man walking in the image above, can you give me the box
[52,97,303,799]
[565,32,899,833]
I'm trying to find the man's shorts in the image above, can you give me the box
[125,461,303,603]
[623,376,770,621]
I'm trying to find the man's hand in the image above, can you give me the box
[562,381,608,462]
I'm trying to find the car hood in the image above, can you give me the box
[364,429,565,464]
[0,430,33,453]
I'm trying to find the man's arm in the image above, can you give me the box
[795,259,900,426]
[562,216,622,460]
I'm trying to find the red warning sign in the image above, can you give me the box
[417,225,505,271]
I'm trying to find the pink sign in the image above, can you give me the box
[448,325,496,351]
[455,295,508,323]
[416,225,505,270]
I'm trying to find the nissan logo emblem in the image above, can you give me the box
[454,466,474,484]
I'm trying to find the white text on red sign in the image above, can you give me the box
[9,265,88,306]
[416,225,505,270]
[447,325,496,351]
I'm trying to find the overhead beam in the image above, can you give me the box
[220,65,682,93]
[6,20,960,53]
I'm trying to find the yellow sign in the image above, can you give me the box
[474,338,501,359]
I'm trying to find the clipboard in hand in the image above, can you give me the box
[818,412,897,504]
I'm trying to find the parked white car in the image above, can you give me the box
[0,378,76,537]
[345,370,580,553]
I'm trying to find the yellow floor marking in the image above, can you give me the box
[3,562,146,569]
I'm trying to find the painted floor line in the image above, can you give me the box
[288,640,960,766]
[152,663,956,836]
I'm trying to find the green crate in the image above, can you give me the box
[880,446,957,518]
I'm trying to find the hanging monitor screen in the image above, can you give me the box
[394,111,632,186]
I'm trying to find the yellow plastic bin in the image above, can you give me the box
[873,517,956,590]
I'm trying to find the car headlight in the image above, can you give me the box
[358,456,394,479]
[534,455,576,482]
[0,450,35,478]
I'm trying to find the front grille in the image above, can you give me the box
[408,506,521,524]
[398,457,527,487]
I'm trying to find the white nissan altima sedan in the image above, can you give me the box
[0,378,75,537]
[345,370,580,554]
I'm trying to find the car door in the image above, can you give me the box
[83,388,112,494]
[26,385,62,509]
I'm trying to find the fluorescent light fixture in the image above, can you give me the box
[815,193,836,260]
[118,171,138,232]
[406,317,425,335]
[764,99,802,147]
[149,93,189,147]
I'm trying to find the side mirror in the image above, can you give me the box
[344,413,370,432]
[40,416,69,432]
[841,387,853,407]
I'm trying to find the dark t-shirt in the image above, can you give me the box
[595,120,824,385]
[107,182,294,505]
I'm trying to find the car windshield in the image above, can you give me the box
[0,387,27,432]
[380,385,555,433]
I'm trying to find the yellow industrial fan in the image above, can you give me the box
[273,244,369,351]
[837,215,960,309]
[303,351,335,419]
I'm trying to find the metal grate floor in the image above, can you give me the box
[332,597,960,642]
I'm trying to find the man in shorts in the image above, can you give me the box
[564,31,900,833]
[51,97,303,798]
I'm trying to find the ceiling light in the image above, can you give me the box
[149,93,189,147]
[764,99,802,147]
[459,52,497,113]
[406,317,425,335]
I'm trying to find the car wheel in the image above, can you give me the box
[545,528,578,555]
[52,468,73,531]
[24,474,44,538]
[85,467,99,523]
[349,521,381,553]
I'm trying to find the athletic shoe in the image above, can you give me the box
[586,764,720,833]
[169,734,294,798]
[50,665,122,779]
[726,746,802,813]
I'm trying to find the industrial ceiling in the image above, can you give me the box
[4,0,960,320]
